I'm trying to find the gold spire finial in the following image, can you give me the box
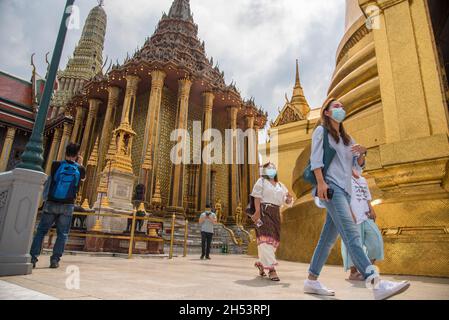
[152,178,162,205]
[295,59,301,87]
[82,198,90,210]
[87,137,99,166]
[291,59,310,118]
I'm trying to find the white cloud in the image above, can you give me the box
[0,0,345,123]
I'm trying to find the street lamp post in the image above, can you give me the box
[0,0,76,277]
[17,0,75,172]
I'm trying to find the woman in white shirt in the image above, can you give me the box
[250,162,293,281]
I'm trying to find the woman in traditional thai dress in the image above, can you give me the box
[251,162,293,281]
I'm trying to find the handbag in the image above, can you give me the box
[246,178,265,217]
[245,196,256,216]
[303,126,336,186]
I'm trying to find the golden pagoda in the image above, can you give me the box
[264,0,449,278]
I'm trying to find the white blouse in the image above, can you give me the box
[251,178,291,207]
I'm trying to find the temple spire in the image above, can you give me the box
[295,59,301,87]
[168,0,193,21]
[49,3,107,113]
[291,60,310,117]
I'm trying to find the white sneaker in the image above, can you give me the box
[373,280,410,300]
[304,279,335,296]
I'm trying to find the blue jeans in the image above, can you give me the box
[30,202,75,262]
[309,182,375,279]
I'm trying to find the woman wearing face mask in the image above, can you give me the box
[303,98,410,300]
[250,162,293,281]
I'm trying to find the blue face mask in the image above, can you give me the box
[265,168,277,179]
[331,108,346,123]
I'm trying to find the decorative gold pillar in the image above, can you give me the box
[121,75,140,126]
[198,92,215,211]
[79,99,100,164]
[108,75,140,175]
[45,127,62,175]
[141,70,166,201]
[357,0,449,277]
[96,86,120,174]
[245,116,256,192]
[71,106,84,143]
[227,106,239,224]
[0,127,16,172]
[240,115,255,215]
[93,76,140,212]
[85,137,99,205]
[169,77,192,212]
[56,123,73,161]
[252,123,260,188]
[360,0,449,143]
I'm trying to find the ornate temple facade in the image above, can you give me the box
[262,0,449,278]
[41,0,267,223]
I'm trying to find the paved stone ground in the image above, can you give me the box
[1,254,448,300]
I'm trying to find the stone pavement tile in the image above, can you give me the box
[0,280,57,300]
[1,254,448,300]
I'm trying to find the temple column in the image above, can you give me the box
[0,127,16,172]
[79,99,100,165]
[94,86,120,190]
[85,138,99,205]
[71,106,84,144]
[169,78,192,212]
[69,78,75,93]
[45,127,62,175]
[141,70,166,201]
[241,115,256,213]
[121,75,140,127]
[198,92,215,211]
[227,106,239,224]
[250,122,260,189]
[56,122,73,161]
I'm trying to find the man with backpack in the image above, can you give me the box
[30,143,86,269]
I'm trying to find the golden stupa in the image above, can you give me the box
[261,0,449,278]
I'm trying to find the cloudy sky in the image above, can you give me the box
[0,0,345,126]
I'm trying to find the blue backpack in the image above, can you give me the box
[303,126,336,186]
[49,161,81,201]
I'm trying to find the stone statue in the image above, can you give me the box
[215,198,223,223]
[235,202,243,226]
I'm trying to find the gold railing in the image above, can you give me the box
[45,210,189,260]
[218,223,243,246]
[237,224,254,242]
[167,213,189,259]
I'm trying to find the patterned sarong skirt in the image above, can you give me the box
[256,203,281,270]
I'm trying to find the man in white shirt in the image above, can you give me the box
[341,168,384,281]
[199,204,217,260]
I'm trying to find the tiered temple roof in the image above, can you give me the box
[72,0,266,125]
